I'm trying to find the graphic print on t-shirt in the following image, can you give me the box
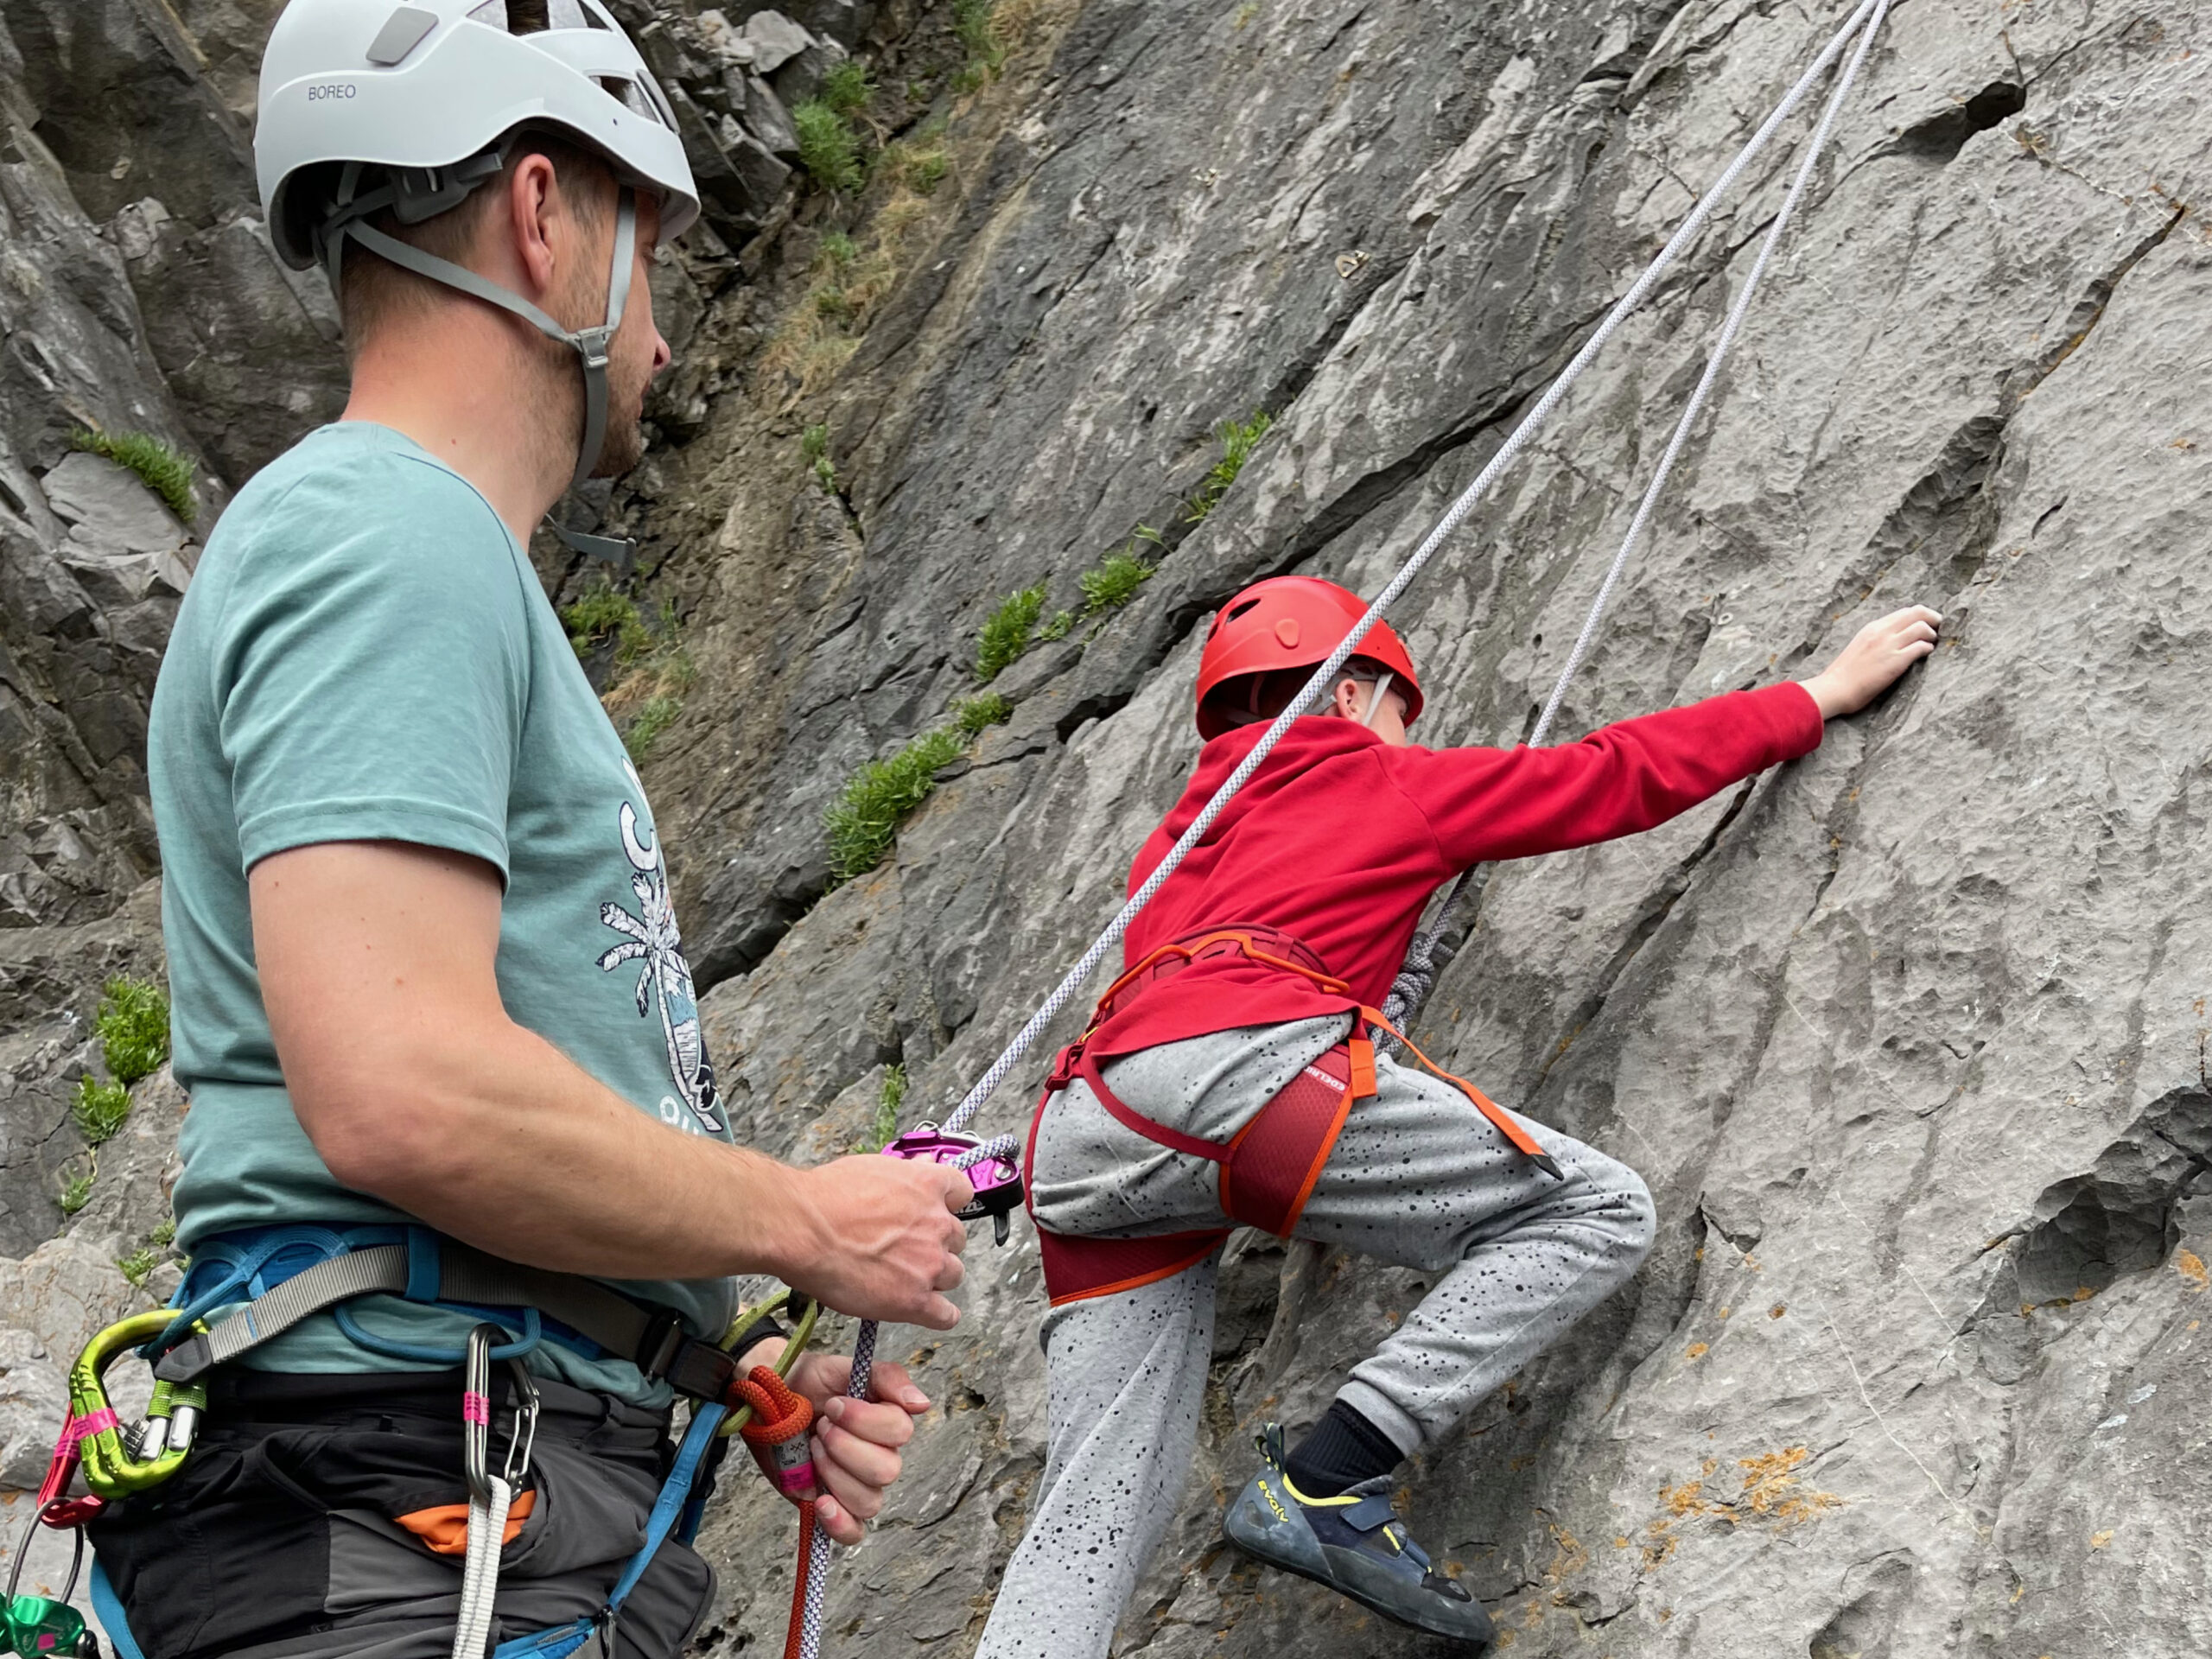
[594,763,727,1136]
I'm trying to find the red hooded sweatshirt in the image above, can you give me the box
[1086,682,1824,1058]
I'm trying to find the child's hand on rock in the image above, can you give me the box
[1803,605,1942,719]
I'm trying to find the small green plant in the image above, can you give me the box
[896,143,949,195]
[802,423,838,493]
[149,1217,175,1249]
[1233,0,1260,26]
[820,59,874,115]
[73,1077,131,1147]
[818,231,857,267]
[951,0,1005,81]
[70,428,196,524]
[794,98,864,194]
[824,725,969,882]
[117,1247,158,1288]
[57,1169,93,1217]
[563,581,652,663]
[95,977,168,1084]
[1185,410,1274,522]
[955,691,1011,735]
[867,1065,906,1151]
[975,584,1046,682]
[1080,544,1156,614]
[1038,608,1076,643]
[624,695,683,764]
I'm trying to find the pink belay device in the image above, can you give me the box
[880,1122,1026,1244]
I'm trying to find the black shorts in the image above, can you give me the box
[88,1368,719,1659]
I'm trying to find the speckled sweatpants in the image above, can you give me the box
[976,1015,1656,1659]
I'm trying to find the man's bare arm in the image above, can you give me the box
[251,839,971,1326]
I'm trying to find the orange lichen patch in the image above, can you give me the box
[1642,1446,1841,1568]
[1541,1525,1588,1586]
[2176,1249,2207,1291]
[1717,1306,1732,1320]
[1684,1341,1710,1361]
[2091,1529,2115,1550]
[1770,1303,1788,1319]
[1522,1596,1546,1628]
[1612,1535,1630,1549]
[2072,1286,2097,1302]
[1735,1447,1842,1525]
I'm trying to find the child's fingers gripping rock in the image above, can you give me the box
[1804,605,1942,718]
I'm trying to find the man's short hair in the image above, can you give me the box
[329,130,615,357]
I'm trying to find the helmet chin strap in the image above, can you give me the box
[319,159,640,562]
[1360,671,1395,728]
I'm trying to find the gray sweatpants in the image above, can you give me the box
[977,1016,1656,1658]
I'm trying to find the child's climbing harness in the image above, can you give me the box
[800,2,1896,1654]
[1023,927,1557,1307]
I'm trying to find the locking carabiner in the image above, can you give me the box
[62,1312,208,1502]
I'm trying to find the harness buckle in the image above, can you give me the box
[634,1311,686,1380]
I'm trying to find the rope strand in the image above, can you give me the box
[806,6,1889,1652]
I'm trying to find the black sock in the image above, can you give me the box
[1283,1400,1402,1497]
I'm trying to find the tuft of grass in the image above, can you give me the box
[821,59,874,115]
[802,423,838,493]
[818,231,857,267]
[73,1077,131,1147]
[149,1217,175,1249]
[1185,410,1274,523]
[71,428,196,524]
[96,976,168,1084]
[117,1247,158,1288]
[892,140,950,195]
[952,0,1005,82]
[1233,0,1260,25]
[57,1168,93,1217]
[1038,608,1076,643]
[824,725,969,882]
[624,695,683,764]
[955,691,1011,735]
[1080,539,1159,615]
[563,581,652,664]
[975,585,1046,682]
[866,1065,906,1151]
[794,98,864,194]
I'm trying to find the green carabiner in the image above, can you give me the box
[70,1312,208,1499]
[717,1289,819,1439]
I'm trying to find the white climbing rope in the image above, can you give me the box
[1383,0,1891,1027]
[804,4,1891,1651]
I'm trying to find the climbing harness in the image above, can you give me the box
[798,3,1896,1653]
[41,1231,830,1659]
[1026,927,1555,1306]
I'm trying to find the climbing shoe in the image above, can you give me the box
[1223,1423,1494,1646]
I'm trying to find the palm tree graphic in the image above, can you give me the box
[597,799,726,1135]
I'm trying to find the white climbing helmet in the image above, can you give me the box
[257,0,698,270]
[253,0,700,538]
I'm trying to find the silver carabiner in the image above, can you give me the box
[462,1323,499,1506]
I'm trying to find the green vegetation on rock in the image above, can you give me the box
[1080,531,1161,614]
[1185,409,1273,522]
[952,0,1005,87]
[562,581,652,663]
[976,585,1046,682]
[73,1077,131,1147]
[803,423,838,493]
[117,1247,158,1288]
[793,66,873,195]
[868,1065,906,1151]
[71,428,197,524]
[58,1169,93,1217]
[957,691,1011,734]
[96,976,168,1084]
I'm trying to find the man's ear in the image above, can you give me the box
[505,152,563,298]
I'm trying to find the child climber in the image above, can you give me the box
[978,575,1940,1653]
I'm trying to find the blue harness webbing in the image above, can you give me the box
[90,1225,732,1659]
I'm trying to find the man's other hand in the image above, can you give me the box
[784,1155,974,1329]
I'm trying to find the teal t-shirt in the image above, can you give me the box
[148,422,736,1403]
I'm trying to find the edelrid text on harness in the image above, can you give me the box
[1024,927,1560,1306]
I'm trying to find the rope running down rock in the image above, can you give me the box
[1382,0,1893,1029]
[798,6,1891,1654]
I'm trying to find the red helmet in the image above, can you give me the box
[1194,575,1423,741]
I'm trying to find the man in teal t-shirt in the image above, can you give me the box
[93,4,976,1656]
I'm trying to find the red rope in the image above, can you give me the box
[783,1499,815,1659]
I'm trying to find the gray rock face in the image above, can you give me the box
[0,0,2208,1657]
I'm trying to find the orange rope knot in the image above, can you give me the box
[730,1365,817,1501]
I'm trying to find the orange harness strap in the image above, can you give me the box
[1361,1005,1563,1179]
